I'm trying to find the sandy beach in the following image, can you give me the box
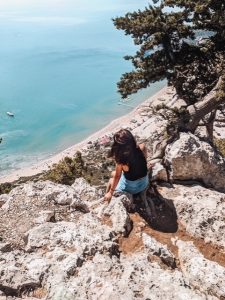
[0,86,173,184]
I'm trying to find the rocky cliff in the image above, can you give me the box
[1,91,225,300]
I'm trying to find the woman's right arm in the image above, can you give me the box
[104,164,122,202]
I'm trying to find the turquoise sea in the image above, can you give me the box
[0,0,164,175]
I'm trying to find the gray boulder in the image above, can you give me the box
[176,240,225,299]
[0,250,50,295]
[165,132,225,192]
[55,252,207,300]
[102,195,132,236]
[0,180,90,247]
[151,162,168,181]
[133,115,168,157]
[143,233,176,268]
[0,194,11,208]
[25,213,118,256]
[159,184,225,248]
[71,177,103,201]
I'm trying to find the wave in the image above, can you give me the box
[0,151,49,176]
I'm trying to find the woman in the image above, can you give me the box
[104,129,148,202]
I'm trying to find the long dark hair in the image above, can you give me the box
[108,129,138,165]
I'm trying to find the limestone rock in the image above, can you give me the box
[0,251,50,294]
[176,240,225,299]
[37,181,76,205]
[7,180,76,206]
[0,180,88,247]
[159,184,225,248]
[54,252,207,300]
[70,198,90,213]
[0,241,11,252]
[0,194,11,208]
[143,233,176,268]
[151,162,167,181]
[102,195,132,236]
[133,115,168,157]
[71,177,103,202]
[25,214,118,256]
[115,192,134,211]
[165,132,225,192]
[34,210,55,224]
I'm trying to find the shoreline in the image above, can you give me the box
[0,86,171,184]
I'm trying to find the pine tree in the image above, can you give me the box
[113,0,225,141]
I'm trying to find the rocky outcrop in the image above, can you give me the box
[0,180,101,247]
[0,194,10,208]
[25,214,118,255]
[151,162,168,181]
[102,195,133,236]
[133,115,168,159]
[143,233,176,268]
[52,252,205,300]
[159,184,225,248]
[0,251,50,296]
[1,103,225,299]
[165,132,225,192]
[71,177,103,201]
[1,175,224,299]
[176,240,225,299]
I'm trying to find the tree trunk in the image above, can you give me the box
[206,110,217,143]
[162,35,175,63]
[186,76,224,133]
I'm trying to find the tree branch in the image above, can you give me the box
[187,76,225,132]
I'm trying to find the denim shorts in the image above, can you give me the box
[115,173,148,194]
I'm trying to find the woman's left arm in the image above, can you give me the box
[139,143,147,159]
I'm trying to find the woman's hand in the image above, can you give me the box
[148,162,154,169]
[104,192,113,203]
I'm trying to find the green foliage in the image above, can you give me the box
[0,150,113,194]
[113,0,225,103]
[155,103,168,111]
[43,151,85,185]
[165,0,225,37]
[43,151,113,186]
[0,182,13,194]
[113,4,193,98]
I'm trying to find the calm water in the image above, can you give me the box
[0,0,164,175]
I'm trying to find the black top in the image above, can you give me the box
[123,147,147,181]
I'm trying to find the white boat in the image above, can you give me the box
[6,112,14,117]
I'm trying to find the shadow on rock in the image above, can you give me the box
[133,186,178,233]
